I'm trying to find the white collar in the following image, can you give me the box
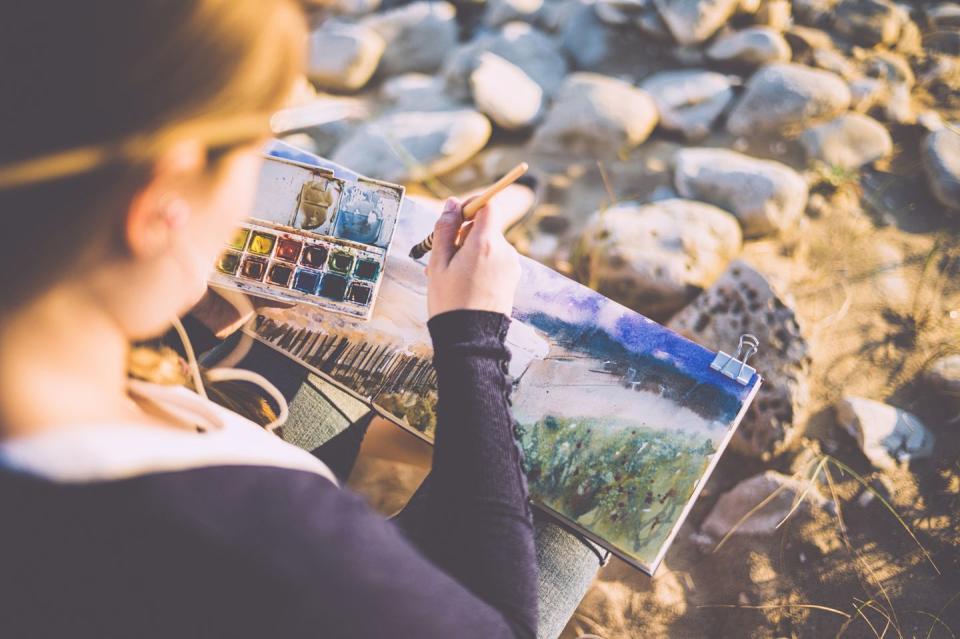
[0,380,338,486]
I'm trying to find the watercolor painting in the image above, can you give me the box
[249,142,761,574]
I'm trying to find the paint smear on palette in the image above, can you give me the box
[248,142,761,576]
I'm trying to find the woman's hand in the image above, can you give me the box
[427,197,521,319]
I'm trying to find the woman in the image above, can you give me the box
[0,1,602,637]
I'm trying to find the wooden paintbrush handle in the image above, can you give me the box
[461,162,529,220]
[408,162,529,259]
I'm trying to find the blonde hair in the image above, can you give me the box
[0,0,308,426]
[0,0,306,308]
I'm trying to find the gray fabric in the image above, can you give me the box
[533,512,605,639]
[281,374,370,452]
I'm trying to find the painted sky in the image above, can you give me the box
[513,264,758,403]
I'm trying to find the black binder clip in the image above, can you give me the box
[710,334,759,385]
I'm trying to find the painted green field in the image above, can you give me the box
[518,415,717,568]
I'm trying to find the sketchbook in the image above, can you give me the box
[232,142,762,575]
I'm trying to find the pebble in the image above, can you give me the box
[799,113,893,169]
[835,397,936,470]
[639,69,735,141]
[706,27,792,66]
[572,198,742,319]
[726,63,851,136]
[332,109,492,182]
[674,147,809,237]
[531,73,659,156]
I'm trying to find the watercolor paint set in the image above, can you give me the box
[208,156,404,320]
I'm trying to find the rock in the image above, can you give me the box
[757,0,792,30]
[928,3,960,29]
[812,49,858,80]
[331,109,492,183]
[531,73,659,156]
[637,15,673,41]
[639,69,735,140]
[918,110,948,133]
[362,2,458,76]
[669,261,811,458]
[922,128,960,211]
[484,0,544,26]
[700,472,829,540]
[707,27,791,66]
[784,25,834,52]
[442,22,569,99]
[594,0,633,25]
[270,97,370,156]
[848,77,887,112]
[587,0,671,41]
[572,198,742,319]
[558,0,622,69]
[835,397,936,470]
[799,114,893,169]
[926,30,960,56]
[327,0,382,16]
[469,53,544,130]
[380,73,463,111]
[652,0,740,45]
[918,55,960,93]
[883,83,915,124]
[793,0,838,25]
[306,22,385,91]
[834,0,905,47]
[857,53,917,122]
[726,63,851,136]
[865,51,915,87]
[925,354,960,397]
[674,148,808,237]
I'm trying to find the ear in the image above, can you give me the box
[124,140,206,258]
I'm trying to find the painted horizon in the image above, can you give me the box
[248,141,761,574]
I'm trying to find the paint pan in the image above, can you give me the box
[228,228,250,251]
[319,273,349,301]
[248,231,276,256]
[239,256,267,281]
[217,250,241,275]
[353,258,380,281]
[300,245,328,268]
[327,251,355,274]
[267,263,293,286]
[346,282,372,305]
[275,238,302,263]
[293,268,321,294]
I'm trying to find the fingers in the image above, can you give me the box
[470,200,512,237]
[455,220,474,247]
[429,197,463,268]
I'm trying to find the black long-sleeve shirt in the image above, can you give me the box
[0,310,537,638]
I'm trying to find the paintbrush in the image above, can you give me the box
[408,162,529,260]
